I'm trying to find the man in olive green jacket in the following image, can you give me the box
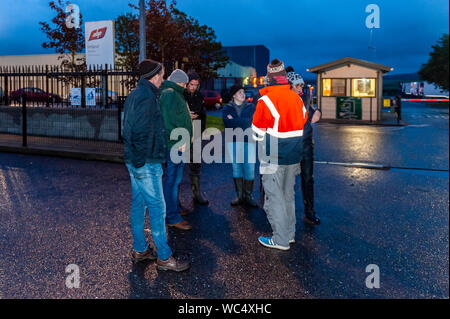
[160,69,193,231]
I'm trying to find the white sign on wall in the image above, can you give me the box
[71,88,81,106]
[85,88,96,106]
[85,20,115,69]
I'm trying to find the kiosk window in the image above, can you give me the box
[322,79,346,96]
[352,78,376,97]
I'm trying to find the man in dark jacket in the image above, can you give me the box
[123,59,189,272]
[183,71,209,205]
[286,70,321,226]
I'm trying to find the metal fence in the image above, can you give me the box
[0,65,142,108]
[0,65,144,158]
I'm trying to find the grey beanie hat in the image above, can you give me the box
[168,69,189,84]
[286,71,304,86]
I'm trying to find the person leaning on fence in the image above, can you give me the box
[160,69,194,231]
[287,70,321,226]
[252,59,308,251]
[222,84,258,207]
[122,59,190,272]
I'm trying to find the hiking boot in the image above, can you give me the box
[131,247,157,263]
[167,220,192,231]
[304,207,320,226]
[157,256,190,272]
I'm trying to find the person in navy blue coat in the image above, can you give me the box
[222,85,257,207]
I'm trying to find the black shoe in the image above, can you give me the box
[231,178,244,206]
[131,247,157,263]
[190,175,209,205]
[304,211,320,225]
[243,179,258,207]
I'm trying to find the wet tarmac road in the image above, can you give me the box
[0,102,448,298]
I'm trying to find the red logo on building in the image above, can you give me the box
[88,27,107,41]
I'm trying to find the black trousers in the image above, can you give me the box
[188,141,202,177]
[300,139,314,211]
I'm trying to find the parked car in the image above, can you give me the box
[10,87,62,103]
[201,90,222,109]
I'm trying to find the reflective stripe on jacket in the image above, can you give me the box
[252,85,308,140]
[251,84,308,166]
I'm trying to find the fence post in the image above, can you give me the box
[118,96,123,142]
[22,94,27,147]
[45,65,49,108]
[81,75,86,108]
[104,64,109,109]
[4,75,8,106]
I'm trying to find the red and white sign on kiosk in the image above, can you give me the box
[85,20,115,69]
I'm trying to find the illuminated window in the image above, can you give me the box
[322,79,346,96]
[352,78,376,97]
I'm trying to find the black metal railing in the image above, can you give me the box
[0,64,141,109]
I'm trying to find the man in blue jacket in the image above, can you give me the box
[122,59,190,272]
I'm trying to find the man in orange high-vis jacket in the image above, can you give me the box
[252,59,308,251]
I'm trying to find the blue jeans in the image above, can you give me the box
[226,142,256,180]
[163,151,185,225]
[126,163,172,261]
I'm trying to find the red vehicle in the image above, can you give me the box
[201,90,222,109]
[10,87,62,103]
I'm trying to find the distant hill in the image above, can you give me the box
[384,72,420,81]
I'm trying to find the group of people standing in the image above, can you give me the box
[122,58,322,272]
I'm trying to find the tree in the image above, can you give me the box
[418,34,449,92]
[39,0,85,69]
[115,12,140,69]
[116,0,229,78]
[172,7,229,79]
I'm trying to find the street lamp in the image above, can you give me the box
[139,0,146,63]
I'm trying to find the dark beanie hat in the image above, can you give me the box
[139,59,162,80]
[188,71,200,82]
[229,84,244,99]
[285,66,295,73]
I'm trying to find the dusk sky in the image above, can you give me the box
[0,0,448,75]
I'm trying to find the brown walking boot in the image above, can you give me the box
[131,247,157,263]
[157,256,190,272]
[167,220,193,231]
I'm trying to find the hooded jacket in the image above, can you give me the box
[160,80,193,149]
[252,84,308,165]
